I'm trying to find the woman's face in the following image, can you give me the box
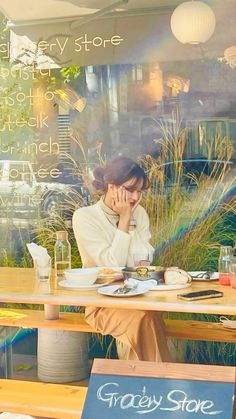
[115,177,144,208]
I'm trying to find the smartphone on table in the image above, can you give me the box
[177,289,224,301]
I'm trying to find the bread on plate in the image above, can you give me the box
[164,267,192,285]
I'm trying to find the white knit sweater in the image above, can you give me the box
[72,198,154,267]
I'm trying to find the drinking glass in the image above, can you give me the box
[133,253,150,267]
[34,258,51,282]
[218,246,232,286]
[229,262,236,289]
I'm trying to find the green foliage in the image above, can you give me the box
[34,215,82,268]
[60,66,81,83]
[0,225,33,267]
[140,112,236,270]
[45,66,83,90]
[1,249,17,267]
[138,112,236,366]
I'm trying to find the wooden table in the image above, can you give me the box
[0,267,235,418]
[0,267,236,316]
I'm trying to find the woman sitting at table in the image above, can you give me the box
[72,156,171,362]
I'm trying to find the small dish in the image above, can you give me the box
[188,271,219,281]
[122,266,164,281]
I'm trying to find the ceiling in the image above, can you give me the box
[0,0,220,25]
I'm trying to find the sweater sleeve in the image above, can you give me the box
[72,208,131,267]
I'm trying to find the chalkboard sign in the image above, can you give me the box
[82,359,236,419]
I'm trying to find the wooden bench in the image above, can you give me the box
[0,307,235,343]
[0,308,235,418]
[0,379,87,418]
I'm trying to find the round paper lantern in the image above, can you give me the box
[170,1,216,44]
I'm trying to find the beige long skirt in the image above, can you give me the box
[85,307,171,362]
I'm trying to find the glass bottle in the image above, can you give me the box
[54,231,71,280]
[233,244,236,258]
[218,246,232,286]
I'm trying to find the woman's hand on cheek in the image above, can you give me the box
[111,187,132,219]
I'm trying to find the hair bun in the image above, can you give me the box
[92,166,106,191]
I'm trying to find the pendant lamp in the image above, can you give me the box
[170,1,216,44]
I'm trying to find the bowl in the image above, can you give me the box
[122,266,165,282]
[64,268,99,286]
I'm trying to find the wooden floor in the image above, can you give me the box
[12,354,89,387]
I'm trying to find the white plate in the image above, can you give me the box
[59,280,108,291]
[188,271,219,281]
[97,284,150,297]
[149,283,192,291]
[97,267,124,279]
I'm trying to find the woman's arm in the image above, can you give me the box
[73,209,131,267]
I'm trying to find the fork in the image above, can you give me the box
[113,284,138,295]
[194,271,212,279]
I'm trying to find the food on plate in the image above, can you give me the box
[122,265,191,285]
[164,267,192,285]
[98,268,119,275]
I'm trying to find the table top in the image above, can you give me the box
[0,267,236,315]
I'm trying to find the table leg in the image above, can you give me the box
[39,304,89,383]
[44,304,59,320]
[2,327,13,378]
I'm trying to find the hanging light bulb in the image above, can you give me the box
[170,1,216,44]
[166,75,190,96]
[224,45,236,69]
